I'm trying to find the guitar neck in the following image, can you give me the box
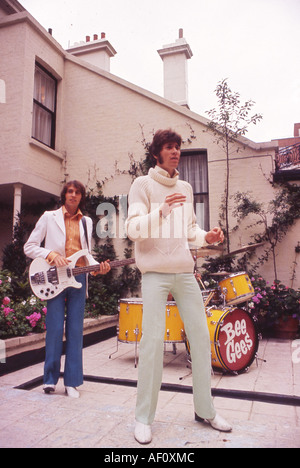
[72,258,136,276]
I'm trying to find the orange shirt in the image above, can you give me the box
[47,206,86,267]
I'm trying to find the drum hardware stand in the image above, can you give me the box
[109,325,140,368]
[164,342,178,355]
[179,368,192,381]
[185,349,216,377]
[164,329,186,355]
[255,355,267,365]
[109,325,120,360]
[221,287,228,308]
[133,326,140,367]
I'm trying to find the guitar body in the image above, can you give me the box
[29,250,89,301]
[29,249,136,301]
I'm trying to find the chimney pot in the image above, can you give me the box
[179,28,183,39]
[86,35,90,42]
[93,34,98,41]
[101,32,106,39]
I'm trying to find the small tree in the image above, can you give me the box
[232,182,300,282]
[206,78,262,253]
[2,214,29,276]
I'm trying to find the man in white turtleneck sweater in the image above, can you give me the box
[126,129,232,444]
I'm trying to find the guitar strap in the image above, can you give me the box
[81,216,90,252]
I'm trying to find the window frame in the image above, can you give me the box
[32,62,57,149]
[179,149,210,231]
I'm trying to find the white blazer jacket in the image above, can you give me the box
[24,208,98,294]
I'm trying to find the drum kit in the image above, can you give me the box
[110,244,262,375]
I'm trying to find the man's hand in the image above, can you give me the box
[95,261,111,276]
[160,193,187,218]
[52,254,71,267]
[205,227,224,245]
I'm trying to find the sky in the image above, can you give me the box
[20,0,300,143]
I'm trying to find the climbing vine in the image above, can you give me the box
[231,181,300,283]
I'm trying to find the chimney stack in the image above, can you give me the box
[157,29,193,108]
[67,33,117,72]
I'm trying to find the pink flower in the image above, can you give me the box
[2,297,10,305]
[26,312,41,328]
[3,307,12,317]
[42,307,47,314]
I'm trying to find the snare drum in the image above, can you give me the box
[201,288,221,306]
[206,307,258,373]
[118,299,185,344]
[218,272,254,306]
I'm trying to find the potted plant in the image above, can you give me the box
[249,275,300,339]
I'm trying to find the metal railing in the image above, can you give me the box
[275,142,300,171]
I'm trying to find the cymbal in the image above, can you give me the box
[190,244,224,258]
[208,271,231,277]
[222,242,265,258]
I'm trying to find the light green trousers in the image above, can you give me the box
[136,272,216,425]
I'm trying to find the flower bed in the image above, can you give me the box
[249,275,300,337]
[0,270,119,340]
[0,271,47,339]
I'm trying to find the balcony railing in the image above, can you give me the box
[275,142,300,171]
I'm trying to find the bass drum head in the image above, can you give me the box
[215,308,259,373]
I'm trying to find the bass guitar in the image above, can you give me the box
[29,249,135,301]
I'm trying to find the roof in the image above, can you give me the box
[0,0,25,15]
[0,0,278,153]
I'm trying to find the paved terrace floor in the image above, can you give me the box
[0,337,299,449]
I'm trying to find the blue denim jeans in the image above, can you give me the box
[44,274,86,387]
[136,272,216,425]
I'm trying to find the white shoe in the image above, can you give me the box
[43,384,55,394]
[65,386,80,398]
[134,420,152,444]
[195,412,232,432]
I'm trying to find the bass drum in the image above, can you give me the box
[186,307,259,374]
[207,307,259,373]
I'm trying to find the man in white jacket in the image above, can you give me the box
[24,180,110,398]
[126,129,232,444]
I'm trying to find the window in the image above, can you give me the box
[32,63,57,148]
[178,150,209,231]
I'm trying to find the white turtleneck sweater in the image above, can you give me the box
[125,166,208,274]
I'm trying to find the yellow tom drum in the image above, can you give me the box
[218,272,254,306]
